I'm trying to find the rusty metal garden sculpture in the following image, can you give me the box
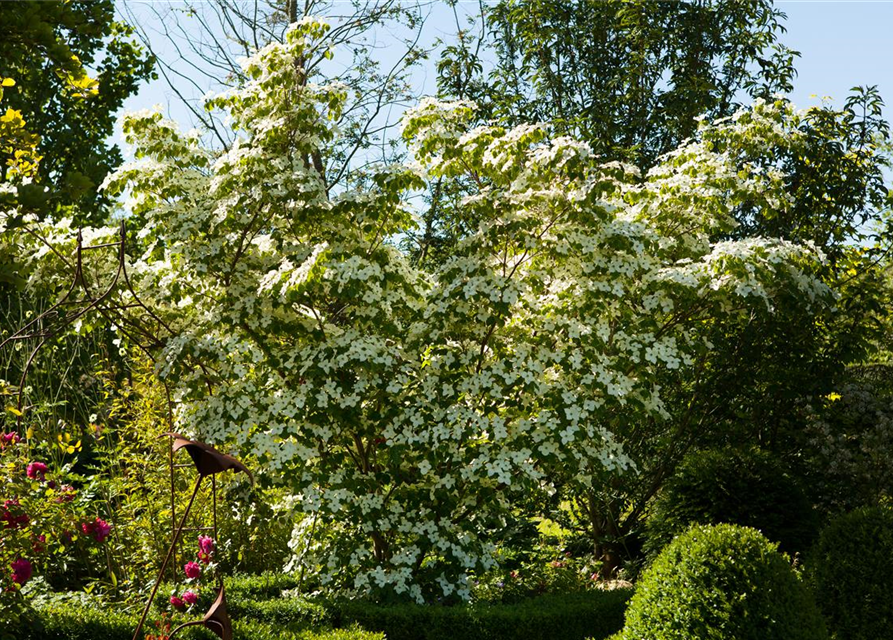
[132,433,253,640]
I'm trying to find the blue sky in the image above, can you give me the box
[116,1,893,138]
[781,2,893,109]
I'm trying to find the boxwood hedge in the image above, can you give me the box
[11,582,631,640]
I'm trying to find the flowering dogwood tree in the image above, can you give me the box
[15,20,828,601]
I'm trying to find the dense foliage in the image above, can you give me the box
[440,0,797,170]
[620,524,827,640]
[3,0,893,636]
[43,16,827,600]
[808,506,893,640]
[644,448,818,557]
[0,0,153,222]
[803,382,893,514]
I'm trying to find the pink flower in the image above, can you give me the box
[93,518,112,543]
[2,499,29,529]
[169,596,185,609]
[184,561,201,579]
[182,590,198,605]
[81,517,113,543]
[590,572,600,581]
[198,535,215,556]
[11,558,32,586]
[550,560,565,568]
[1,432,20,446]
[26,461,48,481]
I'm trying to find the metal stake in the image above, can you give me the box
[132,474,203,640]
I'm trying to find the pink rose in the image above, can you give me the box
[93,518,112,543]
[170,595,185,609]
[26,461,48,481]
[182,590,198,605]
[198,535,215,556]
[2,499,29,529]
[81,517,112,543]
[184,561,201,579]
[11,558,32,586]
[1,432,20,446]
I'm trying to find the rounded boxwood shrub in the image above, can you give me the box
[645,448,818,557]
[621,523,827,640]
[808,506,893,640]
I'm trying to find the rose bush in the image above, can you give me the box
[0,417,110,625]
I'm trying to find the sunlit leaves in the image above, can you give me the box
[21,19,831,603]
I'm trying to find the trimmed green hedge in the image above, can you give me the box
[225,572,305,600]
[228,589,632,640]
[228,595,333,628]
[15,588,631,640]
[14,604,380,640]
[13,605,140,640]
[335,591,632,640]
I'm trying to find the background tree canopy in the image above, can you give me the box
[438,0,798,169]
[0,0,153,223]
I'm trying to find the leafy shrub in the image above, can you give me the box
[470,553,603,604]
[807,506,893,640]
[621,523,827,640]
[0,413,111,626]
[13,602,381,640]
[92,360,293,591]
[803,382,893,514]
[645,448,819,557]
[336,590,631,640]
[225,572,304,599]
